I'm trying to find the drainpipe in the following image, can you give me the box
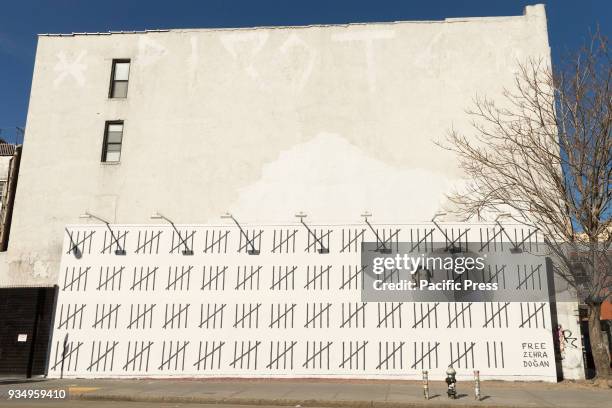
[1,145,22,251]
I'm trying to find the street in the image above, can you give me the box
[1,402,303,408]
[1,402,310,408]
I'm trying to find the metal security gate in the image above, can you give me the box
[0,287,57,377]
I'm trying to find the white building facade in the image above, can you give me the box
[0,4,586,380]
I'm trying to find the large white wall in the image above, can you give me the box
[3,5,551,287]
[50,222,559,381]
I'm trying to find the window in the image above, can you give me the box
[102,121,124,162]
[109,59,130,98]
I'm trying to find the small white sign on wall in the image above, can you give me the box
[17,334,28,342]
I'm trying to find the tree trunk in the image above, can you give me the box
[587,303,611,380]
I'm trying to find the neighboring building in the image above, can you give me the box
[0,143,21,250]
[0,5,589,381]
[0,145,15,219]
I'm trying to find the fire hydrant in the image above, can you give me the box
[445,366,457,399]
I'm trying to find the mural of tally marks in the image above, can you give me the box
[49,222,558,381]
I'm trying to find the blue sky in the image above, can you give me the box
[0,0,609,144]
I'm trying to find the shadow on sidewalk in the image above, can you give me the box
[0,378,48,385]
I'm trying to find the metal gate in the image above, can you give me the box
[0,287,57,377]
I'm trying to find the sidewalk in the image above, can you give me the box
[1,378,610,408]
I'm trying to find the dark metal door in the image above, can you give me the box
[0,287,57,377]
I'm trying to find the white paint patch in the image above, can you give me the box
[279,34,317,92]
[220,31,269,59]
[188,36,199,74]
[555,302,585,379]
[412,31,446,75]
[33,259,49,278]
[13,252,51,279]
[53,51,87,87]
[187,36,199,90]
[220,31,269,87]
[229,133,454,224]
[138,36,167,66]
[332,30,395,92]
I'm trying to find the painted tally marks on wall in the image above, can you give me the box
[49,223,558,380]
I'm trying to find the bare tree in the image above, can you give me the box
[440,32,611,381]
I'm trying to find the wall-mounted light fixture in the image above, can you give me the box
[151,212,193,255]
[431,212,447,222]
[295,212,329,254]
[79,212,126,255]
[430,212,463,253]
[361,211,391,254]
[221,213,259,255]
[495,213,523,253]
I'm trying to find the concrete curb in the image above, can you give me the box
[72,392,540,408]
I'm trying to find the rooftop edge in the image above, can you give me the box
[38,4,545,37]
